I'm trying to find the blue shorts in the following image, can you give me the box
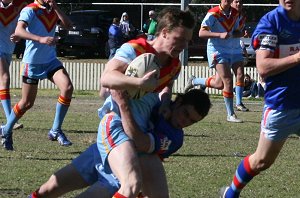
[261,106,300,141]
[97,113,130,172]
[21,58,63,80]
[72,143,120,195]
[207,50,244,68]
[0,52,12,65]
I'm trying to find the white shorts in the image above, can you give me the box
[261,105,300,141]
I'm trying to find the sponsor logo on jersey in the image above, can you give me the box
[160,137,172,151]
[259,34,277,48]
[279,43,300,58]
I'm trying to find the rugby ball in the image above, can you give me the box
[125,53,160,99]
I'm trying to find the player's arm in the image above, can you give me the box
[199,26,231,39]
[101,58,157,92]
[111,90,154,153]
[49,0,73,30]
[158,82,173,119]
[256,50,300,79]
[15,21,57,46]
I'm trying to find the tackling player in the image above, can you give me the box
[98,7,196,198]
[28,89,211,198]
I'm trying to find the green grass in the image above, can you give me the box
[1,90,299,198]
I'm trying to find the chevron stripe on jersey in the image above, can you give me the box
[208,6,239,32]
[0,0,27,26]
[128,37,181,93]
[27,2,58,32]
[238,14,246,30]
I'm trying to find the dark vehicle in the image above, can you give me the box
[188,23,207,60]
[188,36,207,60]
[56,10,113,58]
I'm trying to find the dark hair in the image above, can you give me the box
[112,17,120,25]
[175,89,211,118]
[155,7,195,36]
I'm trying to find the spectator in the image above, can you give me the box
[143,10,158,41]
[108,17,123,59]
[240,39,249,66]
[234,74,265,98]
[120,12,135,42]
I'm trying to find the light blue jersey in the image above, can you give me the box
[0,1,26,54]
[98,92,159,133]
[202,5,242,54]
[18,3,58,64]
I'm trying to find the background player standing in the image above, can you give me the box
[1,0,74,150]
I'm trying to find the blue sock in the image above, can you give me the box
[235,86,243,105]
[224,96,234,116]
[51,96,71,131]
[1,99,11,121]
[192,77,207,87]
[3,110,19,136]
[226,155,258,198]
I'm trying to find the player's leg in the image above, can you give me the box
[30,144,101,197]
[139,154,169,198]
[108,141,142,198]
[232,62,249,112]
[1,81,38,150]
[222,133,285,197]
[184,71,224,93]
[97,113,142,198]
[0,55,23,130]
[77,182,111,198]
[220,107,297,197]
[0,55,12,122]
[215,63,242,123]
[48,66,73,146]
[30,164,89,198]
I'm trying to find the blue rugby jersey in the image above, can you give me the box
[252,5,300,110]
[151,112,184,159]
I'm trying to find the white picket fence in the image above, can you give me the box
[10,60,259,95]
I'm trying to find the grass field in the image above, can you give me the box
[1,89,299,198]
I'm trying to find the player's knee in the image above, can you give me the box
[66,83,74,95]
[61,83,74,97]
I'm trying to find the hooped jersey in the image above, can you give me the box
[0,0,27,54]
[202,5,241,53]
[252,5,300,110]
[19,2,58,63]
[128,37,181,92]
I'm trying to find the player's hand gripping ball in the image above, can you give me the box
[125,53,160,99]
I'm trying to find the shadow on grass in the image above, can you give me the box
[0,189,26,197]
[172,152,247,158]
